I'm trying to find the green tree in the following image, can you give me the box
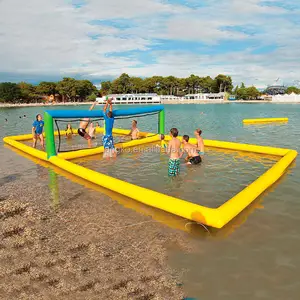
[245,86,260,99]
[76,80,98,102]
[100,81,112,95]
[200,76,214,93]
[18,81,37,102]
[0,82,21,103]
[129,77,144,93]
[56,77,78,102]
[286,86,300,94]
[214,74,233,93]
[36,81,57,96]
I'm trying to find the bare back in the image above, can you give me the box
[168,137,181,159]
[197,136,204,152]
[184,143,199,157]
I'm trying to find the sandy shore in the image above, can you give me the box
[0,173,193,299]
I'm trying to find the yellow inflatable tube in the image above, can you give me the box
[3,129,298,229]
[243,117,288,124]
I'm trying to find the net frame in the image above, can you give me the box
[53,111,160,153]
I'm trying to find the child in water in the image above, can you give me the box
[182,135,202,165]
[128,120,140,140]
[167,128,182,177]
[65,123,73,139]
[32,114,44,149]
[195,128,205,158]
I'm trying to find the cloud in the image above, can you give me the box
[0,0,299,87]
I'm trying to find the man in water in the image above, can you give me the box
[167,128,182,177]
[182,135,202,165]
[195,128,205,158]
[32,114,44,150]
[78,101,97,148]
[128,120,140,140]
[102,97,116,158]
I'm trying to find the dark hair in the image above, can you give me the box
[36,114,41,120]
[133,120,137,125]
[107,111,113,118]
[183,135,189,142]
[66,124,72,130]
[160,134,165,140]
[170,128,178,137]
[196,128,202,135]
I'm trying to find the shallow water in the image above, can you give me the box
[1,103,300,299]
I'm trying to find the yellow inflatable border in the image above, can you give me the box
[243,117,289,124]
[3,129,297,229]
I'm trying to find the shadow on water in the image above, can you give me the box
[5,144,296,240]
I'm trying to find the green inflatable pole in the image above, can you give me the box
[44,112,56,159]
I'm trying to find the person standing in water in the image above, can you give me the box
[102,97,116,158]
[65,123,73,139]
[167,128,182,177]
[77,101,97,147]
[195,128,205,158]
[32,114,44,150]
[128,120,140,140]
[182,135,202,165]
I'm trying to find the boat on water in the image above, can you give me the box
[96,93,161,104]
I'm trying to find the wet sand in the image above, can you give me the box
[0,178,190,300]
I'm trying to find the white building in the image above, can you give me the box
[184,92,225,102]
[271,93,300,103]
[96,93,161,104]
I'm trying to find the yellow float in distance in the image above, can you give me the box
[243,117,288,124]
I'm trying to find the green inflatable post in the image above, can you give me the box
[44,112,56,159]
[159,109,165,134]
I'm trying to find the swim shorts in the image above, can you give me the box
[78,128,91,140]
[189,156,202,165]
[102,135,114,149]
[168,158,180,177]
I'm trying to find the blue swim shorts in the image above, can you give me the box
[168,158,180,177]
[102,135,114,149]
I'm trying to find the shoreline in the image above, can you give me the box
[1,100,300,108]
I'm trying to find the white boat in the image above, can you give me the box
[96,93,161,104]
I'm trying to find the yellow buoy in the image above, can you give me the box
[243,118,288,124]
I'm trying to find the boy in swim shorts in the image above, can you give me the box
[32,114,44,149]
[195,128,205,158]
[167,128,182,177]
[78,101,97,147]
[182,135,202,165]
[102,97,116,158]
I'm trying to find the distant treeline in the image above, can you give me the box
[1,73,299,103]
[0,78,98,103]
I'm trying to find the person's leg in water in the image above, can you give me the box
[39,134,45,150]
[102,135,116,158]
[78,128,92,148]
[33,134,37,148]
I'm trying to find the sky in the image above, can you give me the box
[0,0,300,88]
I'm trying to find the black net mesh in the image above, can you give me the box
[54,111,159,153]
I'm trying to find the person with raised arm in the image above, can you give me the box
[102,97,116,158]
